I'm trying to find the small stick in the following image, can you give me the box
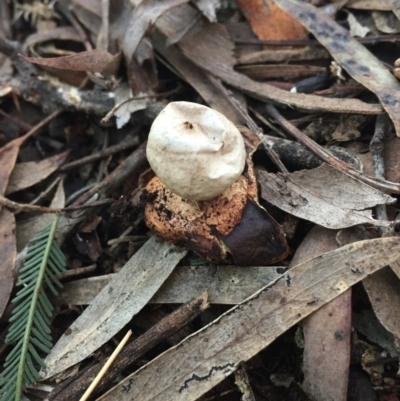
[265,104,400,194]
[206,75,288,173]
[0,195,113,213]
[59,264,97,280]
[60,137,139,172]
[79,329,132,401]
[0,108,32,131]
[235,34,400,46]
[101,91,175,125]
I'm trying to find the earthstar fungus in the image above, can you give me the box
[146,101,246,201]
[144,102,289,265]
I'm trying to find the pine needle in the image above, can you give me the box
[0,216,67,401]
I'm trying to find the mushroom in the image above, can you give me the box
[146,101,246,201]
[143,105,289,266]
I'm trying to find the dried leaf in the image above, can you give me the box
[6,151,69,195]
[20,50,121,75]
[258,164,394,229]
[353,309,398,356]
[0,209,16,318]
[113,84,148,129]
[60,265,286,305]
[271,0,400,136]
[41,236,187,379]
[0,136,25,195]
[337,227,400,356]
[96,237,400,401]
[119,0,190,61]
[363,267,400,355]
[291,226,351,401]
[348,12,370,37]
[237,0,306,40]
[347,0,391,11]
[372,11,400,34]
[387,0,400,21]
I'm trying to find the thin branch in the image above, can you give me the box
[60,137,140,172]
[0,195,113,214]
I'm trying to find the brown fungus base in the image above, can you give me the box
[144,161,289,265]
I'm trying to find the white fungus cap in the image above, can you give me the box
[146,101,246,201]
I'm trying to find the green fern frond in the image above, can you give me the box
[0,216,67,401]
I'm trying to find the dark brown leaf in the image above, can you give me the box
[20,49,121,75]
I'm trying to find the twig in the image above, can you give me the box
[235,34,400,46]
[20,109,63,142]
[206,75,288,173]
[25,177,63,206]
[370,114,390,232]
[249,106,287,138]
[0,195,113,213]
[72,142,147,206]
[101,90,176,125]
[46,293,209,401]
[0,108,32,131]
[265,104,400,193]
[79,330,132,401]
[59,264,97,280]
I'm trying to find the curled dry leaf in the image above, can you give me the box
[144,160,289,265]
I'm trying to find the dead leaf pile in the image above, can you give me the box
[1,1,400,401]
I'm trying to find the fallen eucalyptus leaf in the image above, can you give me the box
[40,236,187,379]
[291,226,351,401]
[6,151,69,195]
[97,237,400,401]
[60,265,287,305]
[258,164,394,229]
[20,50,121,75]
